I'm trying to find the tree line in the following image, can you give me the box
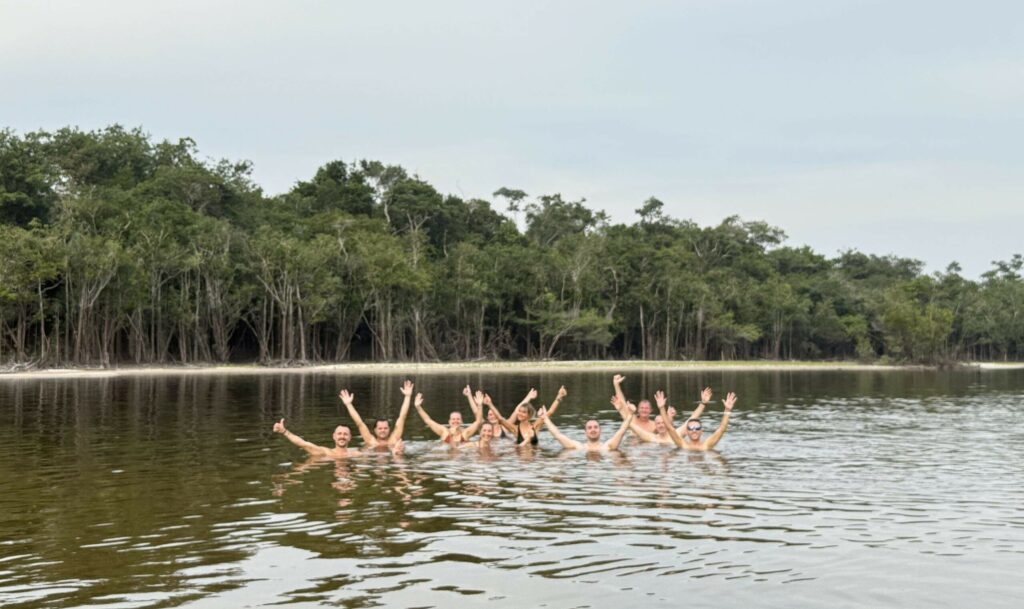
[1,125,1022,367]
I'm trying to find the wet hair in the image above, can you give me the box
[374,419,389,428]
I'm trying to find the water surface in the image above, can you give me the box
[1,369,1022,608]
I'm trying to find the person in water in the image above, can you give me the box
[413,386,484,446]
[611,386,712,443]
[486,406,508,440]
[612,375,712,439]
[658,391,736,451]
[338,381,414,452]
[611,393,674,444]
[485,386,567,446]
[474,422,496,452]
[272,419,361,458]
[538,406,633,452]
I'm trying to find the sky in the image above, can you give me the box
[2,0,1022,277]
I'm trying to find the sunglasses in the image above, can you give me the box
[686,424,702,431]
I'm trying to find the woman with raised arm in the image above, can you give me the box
[486,406,508,440]
[413,389,483,446]
[659,392,737,451]
[485,386,567,447]
[537,406,633,452]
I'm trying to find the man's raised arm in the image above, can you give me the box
[273,419,328,456]
[702,392,736,450]
[413,394,447,438]
[612,374,628,408]
[339,389,376,446]
[389,380,415,446]
[655,390,687,448]
[539,407,581,449]
[605,412,634,451]
[690,386,713,420]
[612,395,654,441]
[534,386,568,430]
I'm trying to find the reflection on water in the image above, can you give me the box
[1,369,1023,608]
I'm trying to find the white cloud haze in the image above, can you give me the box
[2,0,1021,276]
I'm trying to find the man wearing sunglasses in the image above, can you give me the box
[657,391,736,451]
[612,375,713,440]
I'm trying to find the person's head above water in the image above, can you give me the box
[584,419,602,442]
[685,418,703,442]
[654,415,667,435]
[637,400,652,420]
[332,425,353,448]
[448,411,464,428]
[373,419,390,441]
[515,403,536,422]
[480,422,494,443]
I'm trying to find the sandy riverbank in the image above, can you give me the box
[2,360,1022,380]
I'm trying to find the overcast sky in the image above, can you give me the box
[2,1,1022,276]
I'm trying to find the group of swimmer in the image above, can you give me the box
[272,374,736,459]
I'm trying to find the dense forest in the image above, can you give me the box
[1,126,1022,368]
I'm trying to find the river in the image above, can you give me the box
[1,368,1022,608]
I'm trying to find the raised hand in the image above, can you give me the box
[537,406,548,420]
[613,374,625,386]
[462,385,472,398]
[557,385,568,399]
[414,393,424,408]
[625,400,637,413]
[273,418,286,434]
[474,390,484,406]
[525,388,538,402]
[701,387,713,403]
[724,392,737,412]
[339,389,354,405]
[483,393,495,407]
[401,380,414,396]
[655,390,667,409]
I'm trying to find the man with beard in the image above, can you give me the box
[338,380,414,452]
[537,406,633,452]
[272,419,361,458]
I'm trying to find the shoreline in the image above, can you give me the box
[1,360,1022,380]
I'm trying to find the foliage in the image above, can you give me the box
[0,125,1021,365]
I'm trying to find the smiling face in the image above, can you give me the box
[332,425,352,448]
[487,409,499,425]
[654,415,666,435]
[637,400,652,420]
[584,419,601,442]
[374,420,391,441]
[480,423,493,443]
[448,412,463,428]
[685,419,703,442]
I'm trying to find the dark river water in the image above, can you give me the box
[1,368,1022,608]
